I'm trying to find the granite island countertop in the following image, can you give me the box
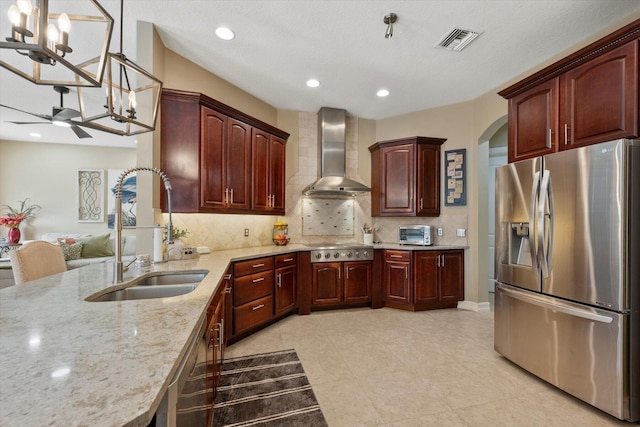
[0,244,304,427]
[0,242,466,426]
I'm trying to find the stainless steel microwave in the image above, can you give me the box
[399,225,433,246]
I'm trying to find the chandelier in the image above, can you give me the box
[76,0,162,136]
[0,0,114,86]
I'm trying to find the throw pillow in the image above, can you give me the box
[76,233,114,258]
[58,241,84,261]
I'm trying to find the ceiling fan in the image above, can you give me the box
[0,86,92,139]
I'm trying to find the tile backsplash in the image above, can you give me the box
[161,110,468,251]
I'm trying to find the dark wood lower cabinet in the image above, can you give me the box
[233,295,274,335]
[228,255,296,340]
[384,250,412,308]
[312,262,343,305]
[413,249,464,310]
[275,254,297,316]
[344,262,372,304]
[208,272,229,423]
[384,249,464,311]
[310,261,373,309]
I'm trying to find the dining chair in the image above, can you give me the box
[9,241,67,285]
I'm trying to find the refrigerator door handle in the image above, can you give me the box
[529,170,541,271]
[498,284,614,324]
[538,169,554,278]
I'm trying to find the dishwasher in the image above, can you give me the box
[154,314,214,427]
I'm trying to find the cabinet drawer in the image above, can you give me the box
[234,256,274,277]
[385,250,410,262]
[275,253,297,268]
[234,295,274,335]
[234,270,273,306]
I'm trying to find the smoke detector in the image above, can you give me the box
[435,27,483,51]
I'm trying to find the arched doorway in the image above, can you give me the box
[476,115,507,309]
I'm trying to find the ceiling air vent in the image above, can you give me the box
[435,27,483,51]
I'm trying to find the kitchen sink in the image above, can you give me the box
[89,284,199,302]
[133,272,207,286]
[86,272,207,302]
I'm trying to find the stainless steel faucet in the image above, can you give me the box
[113,167,173,283]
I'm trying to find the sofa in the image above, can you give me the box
[41,233,137,269]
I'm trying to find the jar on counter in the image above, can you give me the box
[273,222,290,246]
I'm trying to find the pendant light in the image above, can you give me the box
[75,0,162,136]
[0,0,114,86]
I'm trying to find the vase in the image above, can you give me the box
[7,227,20,244]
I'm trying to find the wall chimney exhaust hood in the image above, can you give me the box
[302,107,371,197]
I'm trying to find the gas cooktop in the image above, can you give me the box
[305,243,374,263]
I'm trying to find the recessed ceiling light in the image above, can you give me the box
[215,27,235,40]
[377,89,390,97]
[306,79,320,88]
[29,132,41,137]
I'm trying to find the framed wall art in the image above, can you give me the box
[107,169,137,229]
[444,149,466,206]
[77,169,105,222]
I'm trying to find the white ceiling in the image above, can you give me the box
[1,0,639,148]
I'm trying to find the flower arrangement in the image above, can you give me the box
[0,198,41,229]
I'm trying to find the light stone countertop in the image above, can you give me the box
[0,242,465,426]
[0,243,304,427]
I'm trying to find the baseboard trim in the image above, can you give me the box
[457,300,491,312]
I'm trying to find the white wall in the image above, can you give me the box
[0,139,136,240]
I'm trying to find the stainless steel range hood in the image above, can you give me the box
[302,107,371,196]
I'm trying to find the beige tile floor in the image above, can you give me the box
[224,306,632,427]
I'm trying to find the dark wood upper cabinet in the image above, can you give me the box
[507,78,559,162]
[200,110,251,210]
[500,21,640,162]
[369,136,446,217]
[160,89,289,214]
[561,41,638,149]
[251,129,286,214]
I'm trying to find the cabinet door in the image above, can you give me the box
[380,144,415,215]
[384,261,411,304]
[312,263,342,305]
[161,94,201,213]
[200,107,228,209]
[413,251,439,303]
[226,118,251,210]
[269,135,287,213]
[252,131,286,213]
[416,143,440,216]
[251,129,271,211]
[562,41,638,149]
[275,264,297,316]
[508,78,559,162]
[439,250,464,302]
[343,261,371,304]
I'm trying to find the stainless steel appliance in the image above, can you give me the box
[155,314,215,427]
[307,243,374,263]
[398,225,433,246]
[302,107,371,196]
[494,139,639,421]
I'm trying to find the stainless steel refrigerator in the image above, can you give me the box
[494,139,640,421]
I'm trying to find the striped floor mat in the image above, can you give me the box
[213,349,328,427]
